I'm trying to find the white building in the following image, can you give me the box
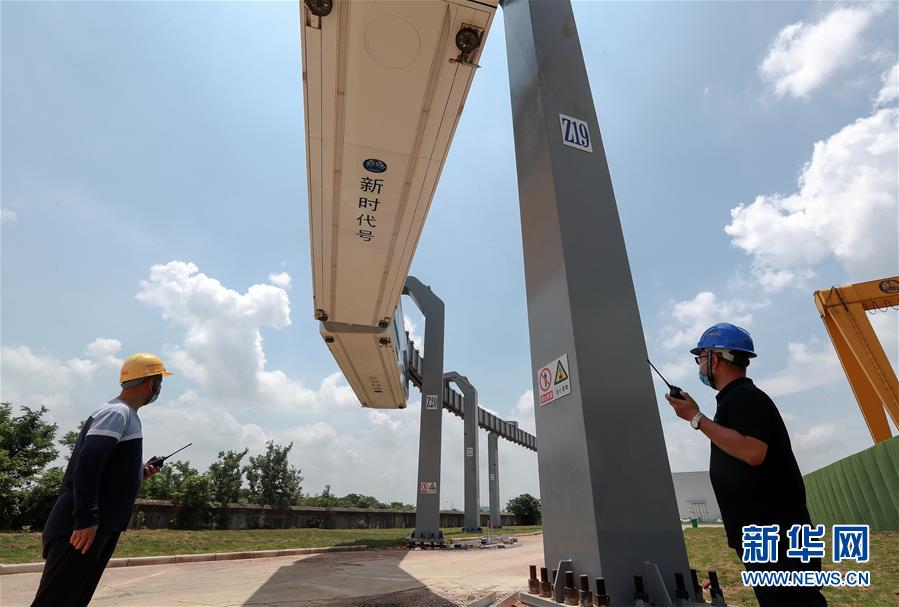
[671,471,721,522]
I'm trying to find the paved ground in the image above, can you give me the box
[1,535,541,607]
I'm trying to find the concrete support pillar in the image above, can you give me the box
[502,0,691,602]
[403,276,445,545]
[445,372,481,533]
[488,431,501,529]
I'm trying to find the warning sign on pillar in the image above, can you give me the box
[538,353,571,406]
[425,394,438,410]
[466,447,474,457]
[420,481,437,495]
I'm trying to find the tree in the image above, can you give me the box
[139,460,201,501]
[17,467,65,530]
[304,488,398,510]
[340,493,387,509]
[207,449,248,505]
[59,420,85,461]
[305,484,340,507]
[243,441,303,506]
[506,493,541,525]
[174,467,216,529]
[0,403,59,527]
[139,462,179,500]
[138,460,215,528]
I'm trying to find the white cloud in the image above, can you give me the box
[134,261,345,411]
[875,62,899,106]
[1,343,472,507]
[514,389,535,434]
[137,391,407,502]
[759,5,886,98]
[649,293,768,389]
[795,423,838,451]
[755,336,842,397]
[753,267,817,294]
[85,338,121,358]
[785,416,871,474]
[84,338,123,370]
[268,271,292,290]
[1,345,97,396]
[140,394,272,466]
[2,262,518,506]
[254,369,358,414]
[403,314,423,350]
[368,409,402,432]
[0,344,108,436]
[726,106,898,291]
[6,258,725,509]
[0,208,16,224]
[659,291,767,352]
[656,359,693,384]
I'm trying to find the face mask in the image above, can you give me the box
[147,380,161,404]
[699,353,717,390]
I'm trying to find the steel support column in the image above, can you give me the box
[445,372,481,533]
[502,0,691,603]
[488,431,501,529]
[403,276,446,545]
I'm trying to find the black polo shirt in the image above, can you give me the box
[708,377,811,549]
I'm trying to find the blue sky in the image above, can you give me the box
[2,1,897,509]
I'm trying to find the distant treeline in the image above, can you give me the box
[0,402,412,531]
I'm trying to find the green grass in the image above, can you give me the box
[0,525,543,565]
[2,526,894,606]
[684,527,899,607]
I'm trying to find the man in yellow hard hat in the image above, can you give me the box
[31,353,173,607]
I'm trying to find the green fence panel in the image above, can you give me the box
[803,437,899,531]
[848,453,888,530]
[870,439,899,526]
[805,477,828,526]
[838,459,867,524]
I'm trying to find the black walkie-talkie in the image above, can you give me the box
[646,360,685,400]
[146,443,191,468]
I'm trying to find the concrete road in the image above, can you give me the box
[1,535,541,607]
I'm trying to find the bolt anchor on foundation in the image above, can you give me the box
[577,574,592,606]
[708,570,727,606]
[633,575,649,606]
[528,565,540,594]
[594,577,610,607]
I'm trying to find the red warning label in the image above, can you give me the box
[538,354,571,406]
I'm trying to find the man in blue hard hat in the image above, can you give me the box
[665,323,827,607]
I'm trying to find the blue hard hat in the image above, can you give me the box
[690,323,757,357]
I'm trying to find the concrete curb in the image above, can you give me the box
[0,544,367,576]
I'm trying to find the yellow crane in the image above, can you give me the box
[814,276,899,443]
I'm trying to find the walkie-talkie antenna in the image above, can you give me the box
[163,443,192,459]
[147,443,192,468]
[646,359,685,400]
[646,360,673,389]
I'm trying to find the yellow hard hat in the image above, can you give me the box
[120,353,174,384]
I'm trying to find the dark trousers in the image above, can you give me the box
[31,530,121,607]
[737,546,828,607]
